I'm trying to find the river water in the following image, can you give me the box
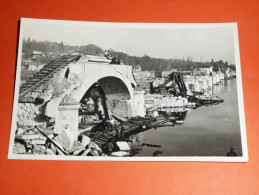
[133,79,243,157]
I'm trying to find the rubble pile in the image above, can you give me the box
[145,94,194,110]
[184,75,213,92]
[17,103,41,126]
[184,73,225,92]
[13,126,106,156]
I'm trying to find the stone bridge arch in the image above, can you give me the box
[56,64,138,136]
[18,53,143,141]
[70,71,134,103]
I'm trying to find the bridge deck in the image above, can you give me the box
[88,116,176,148]
[19,54,81,96]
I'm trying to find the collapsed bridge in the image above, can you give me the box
[18,52,145,138]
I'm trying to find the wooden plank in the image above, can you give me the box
[34,126,68,155]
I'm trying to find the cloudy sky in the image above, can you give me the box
[21,19,237,64]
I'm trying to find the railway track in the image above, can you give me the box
[19,53,81,96]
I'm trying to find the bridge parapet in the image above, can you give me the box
[69,62,136,85]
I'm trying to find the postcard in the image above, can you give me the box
[8,18,248,161]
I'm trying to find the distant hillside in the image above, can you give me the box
[22,38,104,56]
[22,38,234,71]
[108,50,233,71]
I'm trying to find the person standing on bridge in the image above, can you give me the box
[226,147,238,156]
[104,50,111,59]
[120,126,125,140]
[107,140,114,155]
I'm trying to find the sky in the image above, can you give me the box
[21,19,237,64]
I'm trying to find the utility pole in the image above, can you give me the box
[211,71,214,97]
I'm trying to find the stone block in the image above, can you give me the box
[81,135,91,147]
[13,143,26,154]
[111,151,130,157]
[16,128,24,135]
[20,134,45,140]
[69,140,84,153]
[30,139,47,145]
[56,129,75,151]
[116,141,130,151]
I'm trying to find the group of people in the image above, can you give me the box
[104,50,122,65]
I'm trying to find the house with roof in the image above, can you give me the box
[32,51,45,59]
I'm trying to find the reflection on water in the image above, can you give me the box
[128,79,242,157]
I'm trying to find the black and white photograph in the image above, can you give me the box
[8,18,248,161]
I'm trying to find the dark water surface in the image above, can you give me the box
[134,79,243,157]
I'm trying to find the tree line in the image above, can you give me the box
[22,38,235,71]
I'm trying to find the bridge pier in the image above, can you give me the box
[56,95,80,139]
[131,89,145,117]
[57,104,80,139]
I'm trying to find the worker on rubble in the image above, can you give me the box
[115,127,120,140]
[107,141,114,155]
[104,50,110,59]
[120,126,125,140]
[100,115,109,131]
[153,110,159,117]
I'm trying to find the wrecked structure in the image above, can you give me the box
[146,71,223,111]
[14,52,226,157]
[150,72,188,97]
[15,52,146,156]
